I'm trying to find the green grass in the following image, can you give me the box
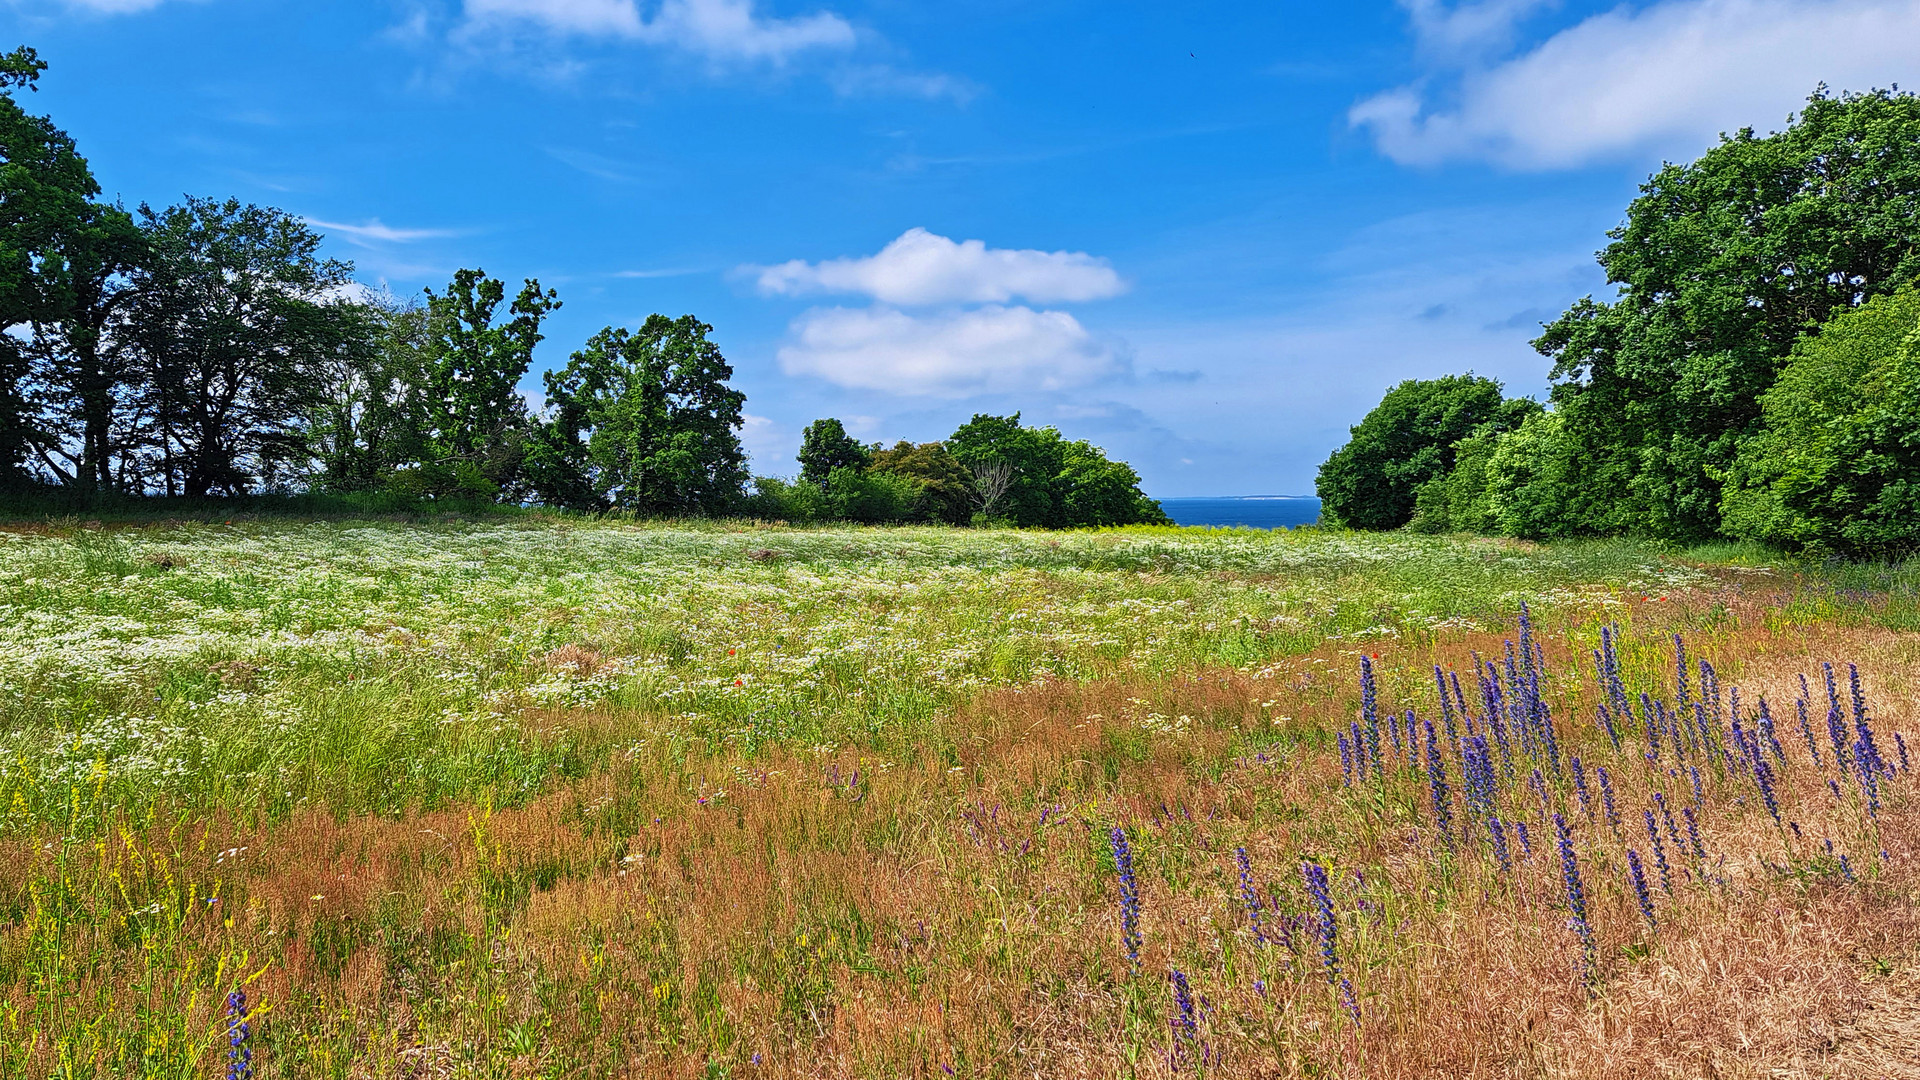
[3,517,1917,1078]
[0,520,1708,827]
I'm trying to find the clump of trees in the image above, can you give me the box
[2,48,1165,529]
[0,48,747,511]
[1318,87,1920,557]
[750,412,1168,527]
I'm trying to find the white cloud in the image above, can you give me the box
[320,281,392,306]
[302,218,459,246]
[466,0,639,34]
[637,0,853,61]
[1399,0,1556,61]
[753,228,1126,306]
[777,304,1124,397]
[464,0,854,62]
[737,413,787,467]
[58,0,174,11]
[1355,0,1920,168]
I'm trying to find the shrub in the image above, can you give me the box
[1721,290,1920,555]
[1316,376,1533,530]
[825,466,918,524]
[739,476,827,523]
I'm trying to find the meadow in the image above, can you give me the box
[2,516,1916,1078]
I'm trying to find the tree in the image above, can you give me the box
[306,291,403,494]
[796,418,870,489]
[1721,290,1920,555]
[1315,375,1531,530]
[1059,440,1170,527]
[868,440,973,525]
[0,46,145,494]
[947,413,1064,527]
[537,314,748,515]
[1480,411,1598,540]
[1536,88,1920,541]
[374,269,558,501]
[968,459,1014,520]
[121,198,358,496]
[947,413,1167,528]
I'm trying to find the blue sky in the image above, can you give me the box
[12,0,1920,495]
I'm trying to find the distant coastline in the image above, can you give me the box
[1156,495,1322,530]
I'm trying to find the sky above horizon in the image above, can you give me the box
[11,0,1920,496]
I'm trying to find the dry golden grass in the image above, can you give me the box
[5,597,1919,1078]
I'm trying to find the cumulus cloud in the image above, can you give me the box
[753,228,1126,306]
[777,305,1124,397]
[1355,0,1920,168]
[464,0,854,62]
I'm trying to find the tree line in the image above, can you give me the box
[746,413,1169,527]
[0,47,1165,527]
[1317,88,1920,557]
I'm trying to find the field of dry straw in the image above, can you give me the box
[1,516,1916,1078]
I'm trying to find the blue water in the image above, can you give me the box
[1157,496,1322,530]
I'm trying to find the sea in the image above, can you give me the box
[1156,495,1322,530]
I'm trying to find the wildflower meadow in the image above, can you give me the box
[3,516,1917,1077]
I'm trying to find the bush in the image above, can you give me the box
[1407,425,1507,534]
[739,476,827,523]
[1482,411,1613,540]
[1721,290,1920,556]
[1316,376,1534,530]
[825,466,918,524]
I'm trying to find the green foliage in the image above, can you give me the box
[1478,411,1578,539]
[823,465,917,524]
[382,269,559,502]
[1316,376,1532,530]
[536,315,748,515]
[1408,419,1519,535]
[122,198,356,497]
[868,440,973,525]
[1721,290,1920,555]
[796,418,870,489]
[946,413,1166,528]
[739,475,828,523]
[1058,439,1168,526]
[1536,88,1920,542]
[0,47,145,494]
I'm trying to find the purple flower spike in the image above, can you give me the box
[1110,828,1142,972]
[1302,861,1340,983]
[1626,849,1657,931]
[226,990,253,1080]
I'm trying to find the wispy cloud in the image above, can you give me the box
[463,0,855,63]
[1355,0,1920,169]
[1397,0,1557,62]
[613,266,704,278]
[302,217,462,246]
[544,146,651,184]
[55,0,177,12]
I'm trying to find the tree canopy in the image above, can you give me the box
[537,315,748,515]
[1721,290,1920,555]
[1535,87,1920,541]
[1316,375,1533,531]
[1321,88,1920,553]
[797,417,869,489]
